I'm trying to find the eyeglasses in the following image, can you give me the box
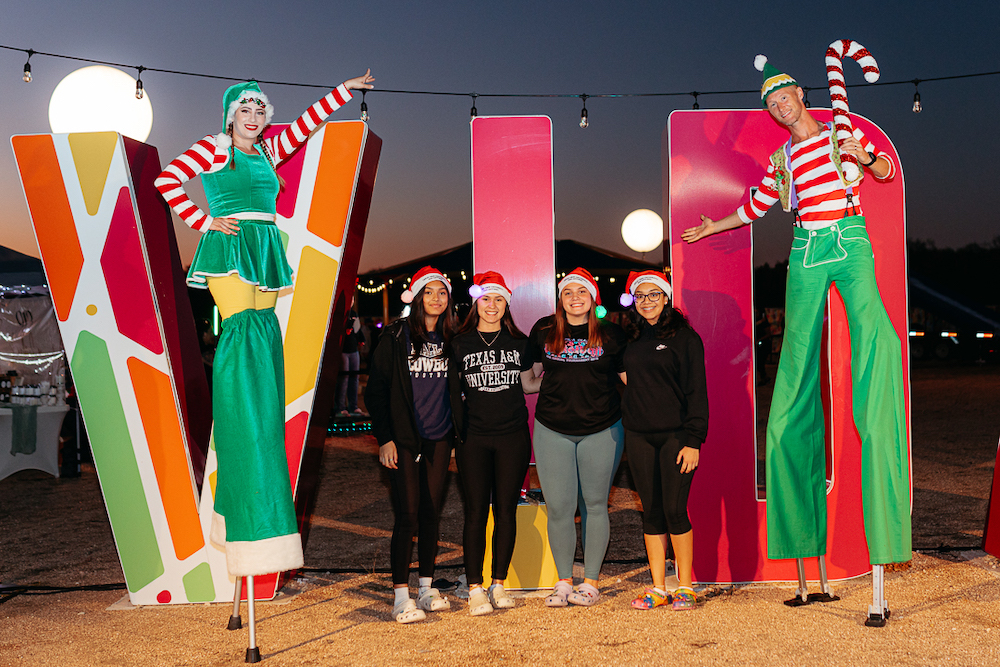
[634,291,664,303]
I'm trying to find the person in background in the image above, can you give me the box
[337,297,364,415]
[619,271,708,611]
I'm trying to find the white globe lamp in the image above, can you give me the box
[48,66,153,142]
[621,209,663,254]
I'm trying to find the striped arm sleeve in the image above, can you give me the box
[737,163,779,224]
[266,84,353,164]
[854,127,895,181]
[154,135,224,232]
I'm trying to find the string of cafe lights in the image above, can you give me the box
[4,43,1000,120]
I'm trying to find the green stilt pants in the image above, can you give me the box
[765,216,911,565]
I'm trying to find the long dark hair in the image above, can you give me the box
[545,300,604,354]
[622,303,691,341]
[457,297,526,338]
[406,286,457,359]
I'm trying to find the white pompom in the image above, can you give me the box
[754,54,768,72]
[215,132,232,149]
[864,71,880,83]
[400,290,414,304]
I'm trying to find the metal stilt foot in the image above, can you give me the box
[807,555,840,603]
[227,576,243,630]
[864,564,890,627]
[784,558,811,606]
[245,575,261,662]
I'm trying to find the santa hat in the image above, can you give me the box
[469,271,512,303]
[401,266,451,304]
[620,270,672,307]
[755,55,798,107]
[216,81,274,148]
[558,267,600,305]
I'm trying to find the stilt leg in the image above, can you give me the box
[865,564,890,627]
[807,555,840,603]
[245,575,261,662]
[227,577,243,630]
[784,558,810,606]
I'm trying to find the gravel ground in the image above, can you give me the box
[1,363,998,666]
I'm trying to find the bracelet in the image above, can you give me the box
[859,151,878,168]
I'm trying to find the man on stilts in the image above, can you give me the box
[681,52,911,623]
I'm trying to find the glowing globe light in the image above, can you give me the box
[621,209,664,254]
[49,66,153,142]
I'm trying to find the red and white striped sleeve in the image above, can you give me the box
[154,135,228,233]
[737,161,780,224]
[853,127,895,182]
[264,84,353,165]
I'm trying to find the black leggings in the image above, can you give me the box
[388,436,453,585]
[456,428,532,586]
[625,429,694,535]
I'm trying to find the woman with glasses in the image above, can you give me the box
[619,270,708,611]
[527,268,627,608]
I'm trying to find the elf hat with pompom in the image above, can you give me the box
[620,270,672,307]
[755,55,798,108]
[469,271,512,303]
[401,266,451,304]
[558,267,601,306]
[219,81,274,141]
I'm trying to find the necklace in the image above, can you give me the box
[477,329,501,347]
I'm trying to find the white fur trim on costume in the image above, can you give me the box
[215,132,232,149]
[754,54,768,72]
[211,510,227,549]
[226,532,304,577]
[226,94,275,129]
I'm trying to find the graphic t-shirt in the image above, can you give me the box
[527,316,627,436]
[406,328,452,440]
[452,329,532,436]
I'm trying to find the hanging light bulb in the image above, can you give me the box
[135,66,145,100]
[912,80,922,113]
[360,90,369,122]
[22,49,34,83]
[691,92,700,110]
[470,93,478,120]
[580,94,588,128]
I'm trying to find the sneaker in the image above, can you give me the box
[488,583,515,609]
[672,587,696,611]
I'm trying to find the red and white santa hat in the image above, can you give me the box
[468,271,512,303]
[620,270,672,307]
[401,266,451,304]
[557,267,601,305]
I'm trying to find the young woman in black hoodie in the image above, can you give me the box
[365,266,463,623]
[620,270,708,611]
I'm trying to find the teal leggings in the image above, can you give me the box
[532,419,624,580]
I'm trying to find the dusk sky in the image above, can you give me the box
[1,1,997,273]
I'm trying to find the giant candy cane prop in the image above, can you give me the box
[826,39,880,185]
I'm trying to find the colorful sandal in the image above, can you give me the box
[672,587,697,611]
[631,587,670,610]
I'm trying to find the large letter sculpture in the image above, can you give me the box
[470,116,557,589]
[664,109,911,585]
[12,120,381,605]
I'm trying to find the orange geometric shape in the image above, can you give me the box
[11,135,85,322]
[127,356,204,561]
[305,122,366,247]
[68,132,119,216]
[283,248,339,405]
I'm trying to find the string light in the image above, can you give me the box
[22,49,32,83]
[691,92,700,110]
[360,89,369,122]
[135,66,145,100]
[579,94,588,128]
[470,93,478,120]
[912,79,922,113]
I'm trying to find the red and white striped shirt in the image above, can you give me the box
[737,125,894,230]
[154,84,353,232]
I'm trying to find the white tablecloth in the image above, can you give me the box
[0,405,70,481]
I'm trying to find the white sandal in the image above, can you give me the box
[393,598,426,624]
[468,589,493,616]
[567,582,600,607]
[417,587,451,612]
[488,583,515,609]
[545,580,573,607]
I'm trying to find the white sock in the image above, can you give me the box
[469,585,485,597]
[394,587,409,607]
[418,577,432,595]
